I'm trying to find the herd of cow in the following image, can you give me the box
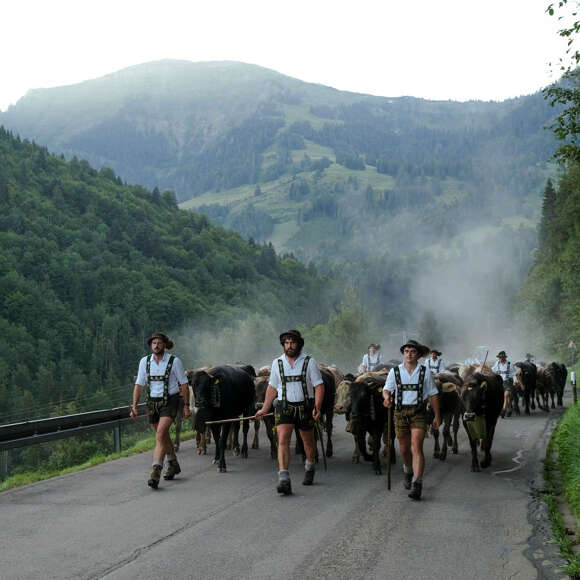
[172,358,568,476]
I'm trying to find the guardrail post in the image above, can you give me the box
[0,449,9,480]
[113,424,122,453]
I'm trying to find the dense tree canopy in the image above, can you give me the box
[0,128,337,423]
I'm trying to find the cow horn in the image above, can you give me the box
[481,381,487,391]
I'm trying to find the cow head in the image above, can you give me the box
[462,372,488,422]
[191,370,221,410]
[334,379,353,414]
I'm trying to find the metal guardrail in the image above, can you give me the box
[0,403,148,451]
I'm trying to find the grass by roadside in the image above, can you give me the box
[543,398,580,578]
[0,428,194,493]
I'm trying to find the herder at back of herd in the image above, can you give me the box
[132,331,569,501]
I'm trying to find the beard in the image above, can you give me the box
[284,344,302,358]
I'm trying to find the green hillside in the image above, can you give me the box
[0,127,336,423]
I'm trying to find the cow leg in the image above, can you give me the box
[230,423,241,456]
[294,427,306,462]
[241,418,249,459]
[324,412,334,458]
[550,392,555,409]
[432,427,441,459]
[218,424,230,472]
[352,435,361,464]
[463,420,480,472]
[480,423,496,469]
[174,406,183,453]
[511,389,520,416]
[440,419,451,461]
[210,424,222,466]
[252,419,260,449]
[523,392,530,416]
[452,412,459,454]
[265,416,277,459]
[372,428,382,475]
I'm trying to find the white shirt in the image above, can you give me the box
[362,352,383,371]
[427,357,446,373]
[492,359,515,382]
[385,363,438,405]
[136,352,187,397]
[269,353,324,402]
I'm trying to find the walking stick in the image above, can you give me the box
[316,420,327,471]
[386,406,392,490]
[205,413,273,425]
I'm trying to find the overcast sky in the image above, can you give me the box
[1,0,572,112]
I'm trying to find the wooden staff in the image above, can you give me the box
[386,406,392,490]
[479,350,489,371]
[205,413,273,425]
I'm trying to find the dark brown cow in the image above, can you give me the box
[512,361,537,415]
[295,366,336,460]
[429,371,464,461]
[191,365,255,472]
[461,371,503,472]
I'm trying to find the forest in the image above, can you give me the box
[0,127,338,424]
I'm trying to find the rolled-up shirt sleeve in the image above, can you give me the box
[308,359,324,388]
[136,357,148,386]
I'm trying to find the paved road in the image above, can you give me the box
[0,399,572,580]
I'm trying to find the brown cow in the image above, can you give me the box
[429,371,464,461]
[461,371,503,472]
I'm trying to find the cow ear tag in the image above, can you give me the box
[378,387,383,393]
[214,379,219,384]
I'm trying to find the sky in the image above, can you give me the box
[1,0,573,112]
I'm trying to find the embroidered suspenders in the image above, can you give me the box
[393,365,426,411]
[428,359,440,373]
[278,355,311,409]
[146,354,175,405]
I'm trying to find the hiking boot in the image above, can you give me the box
[148,465,162,489]
[506,409,512,418]
[408,481,422,501]
[276,478,292,495]
[303,469,315,486]
[500,409,506,419]
[163,458,181,480]
[403,471,413,490]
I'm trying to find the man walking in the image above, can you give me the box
[492,350,515,418]
[130,332,191,489]
[361,343,383,373]
[382,339,440,500]
[255,330,324,495]
[426,349,446,374]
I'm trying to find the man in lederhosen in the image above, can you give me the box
[382,339,440,500]
[361,343,384,373]
[492,350,515,418]
[255,329,324,495]
[426,349,446,374]
[130,332,191,489]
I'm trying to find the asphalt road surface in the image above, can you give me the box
[1,397,573,580]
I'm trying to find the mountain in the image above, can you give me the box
[0,60,560,353]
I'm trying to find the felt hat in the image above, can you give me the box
[279,329,305,348]
[400,339,430,358]
[147,332,174,349]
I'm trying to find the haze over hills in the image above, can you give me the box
[0,59,561,354]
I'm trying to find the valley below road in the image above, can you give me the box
[0,397,574,580]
